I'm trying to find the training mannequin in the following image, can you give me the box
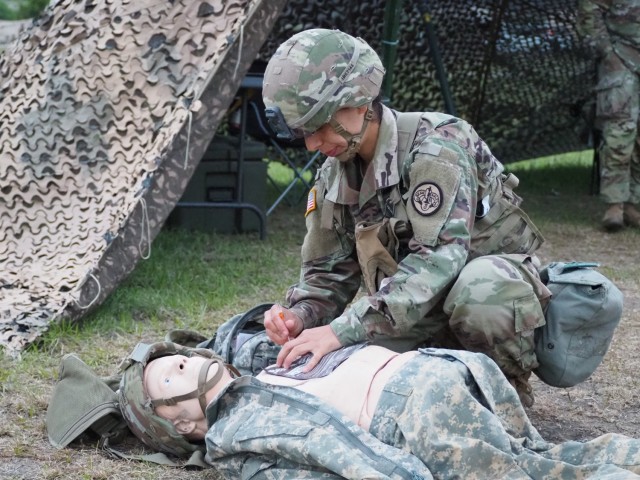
[121,342,640,479]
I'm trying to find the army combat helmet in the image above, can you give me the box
[118,341,231,457]
[263,28,385,161]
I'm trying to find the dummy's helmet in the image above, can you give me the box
[118,341,227,457]
[262,28,385,140]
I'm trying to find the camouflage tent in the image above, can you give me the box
[0,0,285,355]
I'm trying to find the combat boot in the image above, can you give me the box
[624,203,640,228]
[602,203,625,232]
[508,372,534,408]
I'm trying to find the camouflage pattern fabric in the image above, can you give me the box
[204,348,640,478]
[209,303,282,377]
[577,0,640,205]
[0,0,286,354]
[444,254,550,379]
[371,348,640,479]
[204,373,434,479]
[286,105,547,380]
[262,28,385,133]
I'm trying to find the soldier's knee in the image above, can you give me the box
[445,255,546,366]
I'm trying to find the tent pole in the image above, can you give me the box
[417,0,457,116]
[381,0,403,106]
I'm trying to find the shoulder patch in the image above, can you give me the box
[406,155,462,246]
[305,187,317,217]
[411,182,443,216]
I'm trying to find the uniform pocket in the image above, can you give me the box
[513,292,546,334]
[235,418,315,442]
[241,456,277,479]
[471,197,544,257]
[595,69,634,120]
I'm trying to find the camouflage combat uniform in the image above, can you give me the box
[204,348,640,479]
[286,104,548,381]
[577,0,640,206]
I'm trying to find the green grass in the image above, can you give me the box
[506,149,594,195]
[505,149,599,228]
[0,0,48,20]
[35,222,305,358]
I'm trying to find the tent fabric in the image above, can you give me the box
[0,0,286,355]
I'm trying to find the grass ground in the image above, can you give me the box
[1,150,639,479]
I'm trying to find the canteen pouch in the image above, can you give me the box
[534,262,623,388]
[47,353,127,448]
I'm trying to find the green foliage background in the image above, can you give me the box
[0,0,48,20]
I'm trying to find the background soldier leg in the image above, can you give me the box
[624,106,640,227]
[597,62,639,230]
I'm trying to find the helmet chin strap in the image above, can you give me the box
[329,106,374,162]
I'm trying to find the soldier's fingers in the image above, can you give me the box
[266,327,288,346]
[276,338,296,366]
[269,304,290,338]
[265,307,288,338]
[281,343,311,369]
[276,308,291,338]
[302,353,321,373]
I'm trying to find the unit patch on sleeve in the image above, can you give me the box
[406,153,462,246]
[412,182,443,216]
[305,187,317,217]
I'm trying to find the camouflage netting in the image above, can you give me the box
[257,0,595,163]
[0,0,286,354]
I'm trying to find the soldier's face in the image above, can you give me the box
[304,106,368,160]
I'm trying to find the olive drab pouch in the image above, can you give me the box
[199,303,282,376]
[355,218,403,295]
[47,353,128,449]
[534,262,623,388]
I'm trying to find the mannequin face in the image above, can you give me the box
[304,105,369,160]
[144,354,212,421]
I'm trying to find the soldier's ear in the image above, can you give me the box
[173,418,196,435]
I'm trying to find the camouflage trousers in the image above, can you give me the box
[370,349,640,479]
[595,52,640,205]
[443,253,552,380]
[371,254,551,381]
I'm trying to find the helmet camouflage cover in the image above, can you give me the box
[262,28,385,133]
[118,341,223,457]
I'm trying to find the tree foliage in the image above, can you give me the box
[0,0,48,20]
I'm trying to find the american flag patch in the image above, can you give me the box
[305,187,317,217]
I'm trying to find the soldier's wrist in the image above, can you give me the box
[330,316,366,346]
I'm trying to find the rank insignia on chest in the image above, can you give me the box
[412,181,443,216]
[305,187,318,217]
